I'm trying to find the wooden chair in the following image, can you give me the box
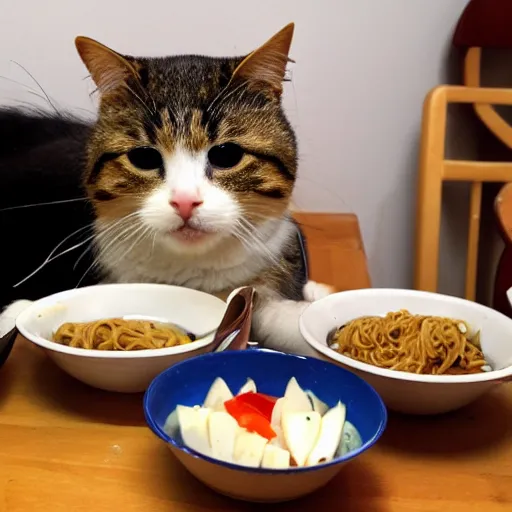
[493,183,512,316]
[414,0,512,300]
[293,212,371,291]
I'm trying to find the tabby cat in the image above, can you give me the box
[0,23,333,355]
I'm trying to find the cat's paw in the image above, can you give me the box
[303,280,335,302]
[251,299,319,357]
[0,300,33,338]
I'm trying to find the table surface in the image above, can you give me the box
[1,337,512,512]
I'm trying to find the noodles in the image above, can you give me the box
[52,318,192,351]
[329,309,487,375]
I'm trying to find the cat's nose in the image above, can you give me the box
[170,191,203,221]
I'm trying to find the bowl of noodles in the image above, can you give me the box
[15,283,230,393]
[299,288,512,415]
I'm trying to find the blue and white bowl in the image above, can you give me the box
[144,349,387,503]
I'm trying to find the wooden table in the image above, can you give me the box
[2,214,512,510]
[1,338,511,511]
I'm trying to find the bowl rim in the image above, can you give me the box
[143,348,388,474]
[16,283,226,359]
[300,288,512,384]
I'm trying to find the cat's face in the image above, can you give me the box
[77,25,297,255]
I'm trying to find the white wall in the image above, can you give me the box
[0,0,471,289]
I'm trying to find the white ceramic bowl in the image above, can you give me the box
[16,283,227,393]
[299,288,512,415]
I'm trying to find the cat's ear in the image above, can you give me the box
[231,22,295,95]
[75,36,139,94]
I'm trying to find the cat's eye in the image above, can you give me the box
[127,147,163,171]
[207,143,244,169]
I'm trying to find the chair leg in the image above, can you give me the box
[465,182,482,301]
[414,87,447,292]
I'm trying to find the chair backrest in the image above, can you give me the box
[453,0,512,149]
[493,182,512,316]
[292,212,371,291]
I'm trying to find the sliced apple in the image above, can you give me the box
[237,378,257,395]
[208,411,239,463]
[233,430,268,467]
[281,410,321,467]
[306,390,329,416]
[306,401,346,466]
[176,405,211,456]
[283,377,312,414]
[270,378,313,449]
[261,444,291,469]
[203,377,233,411]
[270,397,285,428]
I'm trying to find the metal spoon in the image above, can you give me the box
[121,315,217,341]
[174,325,217,342]
[214,329,241,352]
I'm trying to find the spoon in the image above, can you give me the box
[171,325,217,342]
[214,329,241,352]
[327,325,343,346]
[121,315,217,341]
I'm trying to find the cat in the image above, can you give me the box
[0,23,334,356]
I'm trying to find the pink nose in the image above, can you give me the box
[170,191,203,221]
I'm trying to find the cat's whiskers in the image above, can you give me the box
[239,217,286,268]
[15,212,141,289]
[95,213,142,246]
[0,197,88,212]
[72,213,141,271]
[0,77,51,106]
[75,258,100,289]
[10,60,59,115]
[85,219,153,286]
[235,224,270,255]
[232,227,283,273]
[232,219,281,267]
[127,208,285,269]
[94,216,143,261]
[42,224,94,262]
[12,236,94,288]
[75,214,148,288]
[46,233,97,266]
[230,227,253,253]
[0,75,45,98]
[81,215,141,272]
[150,231,157,259]
[112,223,154,266]
[237,216,273,242]
[243,209,318,234]
[120,208,277,267]
[12,223,96,288]
[108,220,151,261]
